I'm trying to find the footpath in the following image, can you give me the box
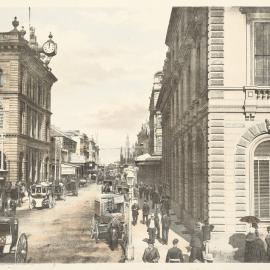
[130,199,191,263]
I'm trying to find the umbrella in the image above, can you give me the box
[239,216,260,224]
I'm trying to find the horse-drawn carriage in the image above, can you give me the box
[0,180,28,263]
[90,193,127,250]
[65,180,78,196]
[0,216,28,263]
[29,182,56,209]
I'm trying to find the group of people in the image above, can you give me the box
[142,238,185,263]
[138,183,170,212]
[244,223,270,262]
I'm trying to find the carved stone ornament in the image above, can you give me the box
[265,118,270,133]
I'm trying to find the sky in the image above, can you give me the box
[0,0,174,164]
[0,0,265,164]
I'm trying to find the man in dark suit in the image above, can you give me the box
[142,240,160,263]
[142,200,150,224]
[166,238,184,263]
[189,223,204,262]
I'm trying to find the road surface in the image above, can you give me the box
[14,183,123,263]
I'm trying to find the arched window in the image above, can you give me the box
[0,69,4,87]
[253,140,270,218]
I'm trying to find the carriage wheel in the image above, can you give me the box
[15,233,28,263]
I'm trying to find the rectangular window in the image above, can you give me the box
[254,160,270,218]
[254,22,270,85]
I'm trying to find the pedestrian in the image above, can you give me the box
[161,195,170,215]
[144,185,150,201]
[152,190,159,210]
[142,240,160,263]
[154,211,161,239]
[265,226,270,261]
[158,184,163,195]
[202,220,214,257]
[189,222,204,262]
[150,185,154,201]
[166,238,184,263]
[244,227,266,262]
[161,212,170,244]
[142,200,150,224]
[139,184,143,199]
[147,214,157,243]
[131,203,139,225]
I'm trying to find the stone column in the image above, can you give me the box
[190,45,197,102]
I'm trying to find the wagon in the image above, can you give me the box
[29,182,56,209]
[0,216,28,263]
[90,193,126,244]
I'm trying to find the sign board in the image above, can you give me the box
[113,195,124,204]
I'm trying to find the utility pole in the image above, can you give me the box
[126,171,134,261]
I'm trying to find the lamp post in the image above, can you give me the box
[126,171,134,261]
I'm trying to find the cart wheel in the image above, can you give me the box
[15,233,28,263]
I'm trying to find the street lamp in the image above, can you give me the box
[126,171,134,261]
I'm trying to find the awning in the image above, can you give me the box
[61,163,81,175]
[135,154,161,166]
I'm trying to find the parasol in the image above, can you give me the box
[239,216,260,224]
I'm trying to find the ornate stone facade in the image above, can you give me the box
[0,18,57,186]
[157,7,270,261]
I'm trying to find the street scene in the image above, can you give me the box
[1,1,270,264]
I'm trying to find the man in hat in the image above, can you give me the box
[154,211,161,239]
[165,238,184,263]
[142,240,160,263]
[142,200,150,224]
[265,226,270,261]
[131,202,139,225]
[144,185,150,201]
[202,220,214,257]
[147,214,157,243]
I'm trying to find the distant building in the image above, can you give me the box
[50,126,78,181]
[0,17,57,186]
[134,124,149,157]
[135,73,163,186]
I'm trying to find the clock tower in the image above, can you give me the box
[0,17,57,186]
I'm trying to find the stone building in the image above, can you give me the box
[50,126,77,181]
[157,7,270,260]
[136,73,163,186]
[134,124,149,157]
[0,18,57,186]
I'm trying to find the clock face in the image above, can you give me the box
[43,41,56,55]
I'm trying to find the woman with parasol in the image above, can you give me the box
[240,216,266,262]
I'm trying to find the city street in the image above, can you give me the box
[15,183,122,263]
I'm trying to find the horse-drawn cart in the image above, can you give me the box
[0,179,28,263]
[90,193,127,249]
